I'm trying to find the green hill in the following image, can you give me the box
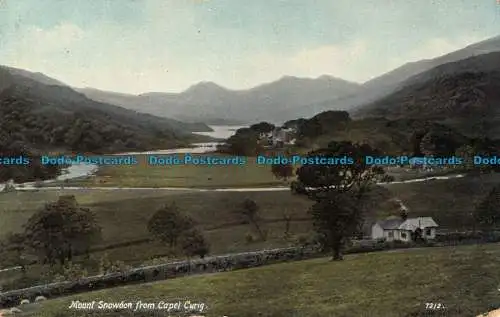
[0,67,212,182]
[355,52,500,139]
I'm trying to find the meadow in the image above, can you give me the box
[51,154,289,188]
[2,173,499,266]
[2,172,499,302]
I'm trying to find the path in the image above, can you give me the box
[11,173,465,192]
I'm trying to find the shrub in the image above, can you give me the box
[99,254,131,274]
[245,232,256,244]
[295,234,310,246]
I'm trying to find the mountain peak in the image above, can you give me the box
[185,81,228,93]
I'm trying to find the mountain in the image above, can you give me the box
[298,35,500,116]
[78,75,362,124]
[362,35,500,93]
[0,66,211,133]
[354,51,500,138]
[0,66,67,86]
[0,66,212,155]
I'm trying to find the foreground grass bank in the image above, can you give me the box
[19,243,500,317]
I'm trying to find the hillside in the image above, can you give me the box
[0,66,211,134]
[78,75,362,124]
[20,243,500,317]
[354,52,500,138]
[0,67,212,182]
[284,110,471,157]
[363,35,500,93]
[299,35,500,117]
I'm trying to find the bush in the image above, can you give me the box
[99,254,131,274]
[61,262,88,281]
[294,234,311,246]
[245,232,256,244]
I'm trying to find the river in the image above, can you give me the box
[1,124,466,191]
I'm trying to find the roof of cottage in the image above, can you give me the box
[375,217,438,230]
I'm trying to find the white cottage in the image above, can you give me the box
[371,217,438,242]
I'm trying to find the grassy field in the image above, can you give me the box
[0,189,315,263]
[2,173,499,265]
[2,172,499,295]
[54,154,288,188]
[16,243,500,317]
[385,172,500,231]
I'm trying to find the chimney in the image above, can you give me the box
[400,207,408,221]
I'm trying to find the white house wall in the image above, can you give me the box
[422,227,436,239]
[371,224,384,240]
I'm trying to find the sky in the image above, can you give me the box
[0,0,499,94]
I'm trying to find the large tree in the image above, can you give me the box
[292,140,386,260]
[309,191,364,260]
[147,202,195,248]
[23,195,102,266]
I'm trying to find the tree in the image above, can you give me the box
[224,128,262,156]
[271,163,294,181]
[249,122,275,133]
[239,198,265,240]
[147,203,195,248]
[455,144,476,171]
[309,191,363,260]
[180,229,209,259]
[0,233,29,271]
[295,141,384,197]
[283,212,292,238]
[473,185,500,230]
[23,195,102,266]
[291,140,386,260]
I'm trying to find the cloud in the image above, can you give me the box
[0,0,496,94]
[3,23,85,70]
[9,23,84,56]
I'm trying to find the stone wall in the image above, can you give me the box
[0,246,318,308]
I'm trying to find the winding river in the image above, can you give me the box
[1,125,465,192]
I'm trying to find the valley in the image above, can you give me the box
[1,3,500,316]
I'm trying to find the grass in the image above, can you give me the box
[2,172,499,296]
[53,154,287,188]
[17,243,500,317]
[384,172,500,231]
[2,173,499,265]
[0,190,314,263]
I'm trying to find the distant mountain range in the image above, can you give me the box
[2,34,499,128]
[76,75,362,124]
[73,35,500,124]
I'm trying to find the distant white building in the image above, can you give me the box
[271,127,294,147]
[371,217,439,242]
[259,131,273,139]
[256,127,296,147]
